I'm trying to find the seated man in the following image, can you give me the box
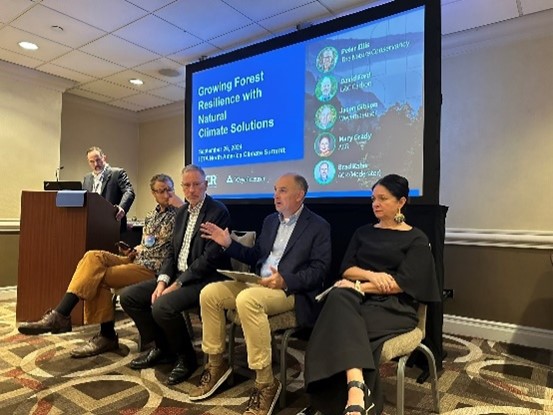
[190,173,331,415]
[120,164,231,386]
[18,173,182,358]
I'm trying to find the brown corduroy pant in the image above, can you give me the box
[67,250,154,324]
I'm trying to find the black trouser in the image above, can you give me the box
[305,289,417,415]
[120,278,214,367]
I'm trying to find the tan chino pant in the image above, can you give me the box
[67,250,154,324]
[200,280,295,370]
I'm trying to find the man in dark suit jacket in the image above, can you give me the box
[83,146,135,232]
[190,173,331,415]
[119,165,230,386]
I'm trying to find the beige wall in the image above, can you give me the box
[0,63,71,288]
[0,62,68,219]
[440,14,553,232]
[58,96,185,219]
[438,13,553,332]
[136,114,185,216]
[60,94,140,219]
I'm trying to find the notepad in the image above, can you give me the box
[217,269,262,284]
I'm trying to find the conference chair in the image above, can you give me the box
[227,230,257,272]
[379,303,440,414]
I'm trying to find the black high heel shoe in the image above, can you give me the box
[343,380,374,415]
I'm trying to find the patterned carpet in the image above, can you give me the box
[1,299,552,415]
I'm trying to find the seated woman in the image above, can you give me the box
[300,174,441,415]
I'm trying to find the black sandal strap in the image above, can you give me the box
[346,380,367,394]
[343,404,366,415]
[345,380,371,415]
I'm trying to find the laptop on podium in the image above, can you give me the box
[43,181,83,191]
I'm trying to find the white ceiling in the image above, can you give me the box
[0,0,551,112]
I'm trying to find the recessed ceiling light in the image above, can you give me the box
[18,41,39,51]
[129,78,144,86]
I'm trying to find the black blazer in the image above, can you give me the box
[83,165,135,231]
[159,195,231,286]
[225,207,331,327]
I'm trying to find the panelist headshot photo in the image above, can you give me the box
[316,46,339,73]
[315,104,338,130]
[314,133,336,157]
[315,75,338,102]
[314,160,336,185]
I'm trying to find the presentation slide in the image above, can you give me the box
[190,6,425,199]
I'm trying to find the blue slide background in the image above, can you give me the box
[189,6,425,199]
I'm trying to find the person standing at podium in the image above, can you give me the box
[18,173,182,358]
[82,146,135,233]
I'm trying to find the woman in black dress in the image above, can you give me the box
[300,174,441,415]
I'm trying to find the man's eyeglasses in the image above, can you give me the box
[152,188,173,194]
[181,182,204,190]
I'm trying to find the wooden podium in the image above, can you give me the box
[16,191,119,325]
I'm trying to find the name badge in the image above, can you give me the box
[144,235,156,248]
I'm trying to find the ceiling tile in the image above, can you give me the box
[104,69,170,91]
[133,57,186,82]
[80,34,160,67]
[155,0,253,39]
[40,0,148,31]
[113,15,201,56]
[117,93,172,109]
[79,79,137,99]
[223,0,315,21]
[209,23,271,50]
[317,0,382,14]
[168,42,221,66]
[50,50,125,78]
[0,26,72,61]
[0,46,44,68]
[0,0,36,23]
[67,88,112,102]
[0,0,547,112]
[442,0,519,35]
[258,2,330,33]
[108,98,146,111]
[10,5,106,48]
[520,0,553,15]
[148,84,185,102]
[37,62,95,83]
[125,0,176,12]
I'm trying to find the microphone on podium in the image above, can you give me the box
[55,166,64,181]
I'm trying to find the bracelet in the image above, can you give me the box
[354,280,364,296]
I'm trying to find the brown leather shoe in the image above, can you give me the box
[70,333,119,358]
[18,309,72,335]
[189,361,232,400]
[243,379,282,415]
